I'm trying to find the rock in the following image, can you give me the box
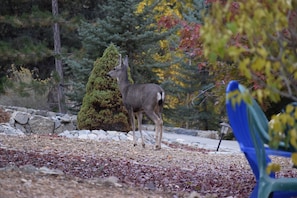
[14,123,27,133]
[38,166,64,176]
[188,191,202,198]
[54,122,76,134]
[69,130,79,138]
[0,165,20,172]
[118,132,128,141]
[20,165,64,176]
[71,115,77,127]
[35,110,48,117]
[106,131,122,141]
[20,164,39,173]
[12,111,30,124]
[90,130,107,139]
[102,176,122,187]
[127,131,156,145]
[14,106,27,113]
[79,134,90,139]
[87,133,98,140]
[26,108,35,114]
[9,116,15,126]
[0,124,24,136]
[47,111,57,117]
[174,128,198,136]
[29,115,55,134]
[0,106,223,151]
[53,118,62,129]
[78,130,90,135]
[58,114,72,123]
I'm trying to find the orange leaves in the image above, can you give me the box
[179,23,203,57]
[157,15,179,29]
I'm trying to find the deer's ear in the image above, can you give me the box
[123,56,129,67]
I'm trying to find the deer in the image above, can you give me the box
[107,55,165,150]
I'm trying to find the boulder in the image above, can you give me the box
[54,122,76,134]
[12,111,30,124]
[29,115,55,134]
[0,124,24,136]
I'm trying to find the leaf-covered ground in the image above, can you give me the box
[0,134,296,197]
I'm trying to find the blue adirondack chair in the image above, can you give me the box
[226,80,297,198]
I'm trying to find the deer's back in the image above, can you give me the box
[123,83,164,111]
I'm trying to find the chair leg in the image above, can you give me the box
[258,177,273,198]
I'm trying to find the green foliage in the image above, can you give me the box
[182,0,209,24]
[0,2,54,78]
[77,44,130,131]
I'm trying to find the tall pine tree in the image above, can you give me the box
[161,0,220,129]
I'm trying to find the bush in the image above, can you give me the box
[77,44,130,131]
[0,65,52,110]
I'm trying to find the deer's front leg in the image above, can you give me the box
[136,112,145,148]
[128,110,137,147]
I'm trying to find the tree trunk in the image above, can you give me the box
[52,0,66,113]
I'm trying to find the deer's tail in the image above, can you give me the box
[157,91,165,106]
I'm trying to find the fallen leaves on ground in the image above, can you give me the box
[0,134,296,197]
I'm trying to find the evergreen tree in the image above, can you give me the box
[182,0,210,23]
[65,0,173,110]
[162,0,219,130]
[163,55,219,130]
[0,0,94,80]
[77,44,130,131]
[0,1,53,78]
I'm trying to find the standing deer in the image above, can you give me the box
[107,55,165,150]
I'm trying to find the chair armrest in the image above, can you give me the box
[266,148,293,158]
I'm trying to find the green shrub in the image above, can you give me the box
[0,65,52,110]
[77,44,130,131]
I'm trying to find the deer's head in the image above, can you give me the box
[107,54,128,81]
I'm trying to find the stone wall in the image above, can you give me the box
[0,105,76,135]
[0,105,219,139]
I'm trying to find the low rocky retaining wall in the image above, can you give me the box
[0,105,76,135]
[0,105,219,139]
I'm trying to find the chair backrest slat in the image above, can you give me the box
[226,80,272,179]
[226,81,256,149]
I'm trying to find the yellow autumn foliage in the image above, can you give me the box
[202,0,297,166]
[0,64,52,109]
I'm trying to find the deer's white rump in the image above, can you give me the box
[107,55,165,150]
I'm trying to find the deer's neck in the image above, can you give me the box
[118,72,131,97]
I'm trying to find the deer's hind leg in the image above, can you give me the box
[136,112,145,148]
[145,110,163,150]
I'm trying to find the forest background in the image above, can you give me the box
[0,0,296,135]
